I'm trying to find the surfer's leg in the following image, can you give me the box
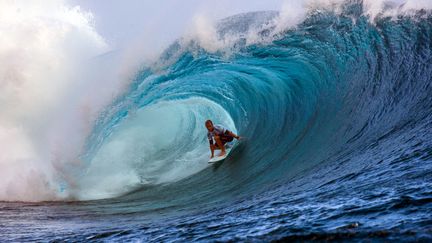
[212,143,221,150]
[214,136,226,155]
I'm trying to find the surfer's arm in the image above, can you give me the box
[227,131,240,139]
[209,139,215,158]
[210,145,214,158]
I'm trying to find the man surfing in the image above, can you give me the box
[205,119,240,158]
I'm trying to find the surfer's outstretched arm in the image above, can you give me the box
[227,131,240,140]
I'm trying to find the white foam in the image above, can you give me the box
[0,0,110,201]
[180,0,432,54]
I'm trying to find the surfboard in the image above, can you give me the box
[208,143,235,163]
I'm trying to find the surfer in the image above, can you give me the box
[205,120,240,158]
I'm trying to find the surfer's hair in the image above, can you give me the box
[205,120,213,126]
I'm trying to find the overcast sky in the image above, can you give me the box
[69,0,285,50]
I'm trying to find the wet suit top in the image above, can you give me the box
[207,125,232,145]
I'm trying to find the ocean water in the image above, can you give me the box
[1,1,432,242]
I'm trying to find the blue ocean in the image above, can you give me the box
[1,2,432,242]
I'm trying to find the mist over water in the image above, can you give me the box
[0,0,110,201]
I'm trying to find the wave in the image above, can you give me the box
[1,1,431,206]
[71,1,432,205]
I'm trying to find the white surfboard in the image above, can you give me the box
[208,143,235,163]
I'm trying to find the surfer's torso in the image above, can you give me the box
[207,125,226,144]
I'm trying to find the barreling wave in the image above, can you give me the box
[72,1,432,207]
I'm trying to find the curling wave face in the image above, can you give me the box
[77,3,432,209]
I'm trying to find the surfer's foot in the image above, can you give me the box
[219,151,226,157]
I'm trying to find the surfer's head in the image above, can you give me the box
[205,120,214,131]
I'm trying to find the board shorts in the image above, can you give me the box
[213,130,234,148]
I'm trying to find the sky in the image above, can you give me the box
[69,0,285,50]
